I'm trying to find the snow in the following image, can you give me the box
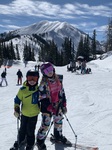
[0,55,112,150]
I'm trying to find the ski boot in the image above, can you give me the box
[25,145,34,150]
[10,140,26,150]
[50,134,72,146]
[36,139,47,150]
[10,141,18,150]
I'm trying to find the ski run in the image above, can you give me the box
[1,54,112,150]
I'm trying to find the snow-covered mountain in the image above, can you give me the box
[1,20,102,61]
[11,20,84,49]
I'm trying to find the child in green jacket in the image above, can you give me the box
[13,70,40,150]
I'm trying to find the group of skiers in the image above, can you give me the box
[67,60,91,74]
[11,62,69,150]
[0,69,23,86]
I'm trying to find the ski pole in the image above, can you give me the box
[17,117,20,147]
[64,114,77,150]
[45,120,53,140]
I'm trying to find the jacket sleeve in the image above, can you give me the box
[14,89,22,108]
[39,82,51,113]
[57,74,67,107]
[59,84,67,108]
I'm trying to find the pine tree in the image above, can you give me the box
[83,35,90,61]
[48,40,58,65]
[91,30,97,59]
[106,18,112,51]
[3,42,8,59]
[38,43,46,62]
[62,37,73,65]
[23,41,28,62]
[76,35,84,59]
[0,43,3,67]
[31,47,35,61]
[9,41,16,60]
[16,44,20,60]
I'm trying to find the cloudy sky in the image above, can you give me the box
[0,0,112,41]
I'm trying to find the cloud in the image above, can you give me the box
[94,25,107,32]
[0,24,4,27]
[72,22,107,38]
[76,3,112,16]
[72,22,98,31]
[0,24,20,30]
[6,25,20,29]
[80,22,98,27]
[0,0,111,19]
[2,19,12,23]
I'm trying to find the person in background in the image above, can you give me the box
[34,65,38,71]
[5,67,7,72]
[36,62,70,150]
[37,64,40,72]
[0,70,8,86]
[16,69,23,85]
[81,60,86,74]
[13,70,40,150]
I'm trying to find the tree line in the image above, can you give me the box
[0,18,111,67]
[0,31,107,67]
[0,40,35,67]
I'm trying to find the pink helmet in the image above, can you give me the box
[40,62,54,76]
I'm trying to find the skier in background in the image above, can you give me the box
[0,70,8,86]
[81,60,86,74]
[37,64,40,72]
[16,69,23,85]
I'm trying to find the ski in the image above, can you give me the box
[50,140,98,150]
[47,135,98,150]
[72,143,98,150]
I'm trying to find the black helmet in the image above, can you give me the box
[26,69,39,78]
[26,70,39,86]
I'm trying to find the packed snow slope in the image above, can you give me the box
[0,56,112,150]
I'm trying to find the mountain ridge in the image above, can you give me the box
[0,20,103,61]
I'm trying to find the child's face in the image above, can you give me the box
[46,71,54,77]
[27,76,38,86]
[43,66,54,77]
[28,80,37,86]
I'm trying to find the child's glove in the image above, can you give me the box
[14,106,20,118]
[62,107,67,114]
[61,102,67,114]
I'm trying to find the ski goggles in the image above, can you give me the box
[27,76,38,82]
[43,66,53,75]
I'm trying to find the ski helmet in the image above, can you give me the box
[40,63,54,76]
[26,69,39,82]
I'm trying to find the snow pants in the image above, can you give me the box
[37,112,64,140]
[81,67,86,74]
[19,115,38,146]
[0,77,8,86]
[17,77,22,85]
